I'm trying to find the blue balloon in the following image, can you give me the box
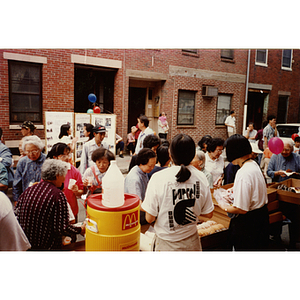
[88,93,97,103]
[87,109,93,113]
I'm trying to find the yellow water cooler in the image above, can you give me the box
[85,193,140,251]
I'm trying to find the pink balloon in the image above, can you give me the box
[268,137,284,155]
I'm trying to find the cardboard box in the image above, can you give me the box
[269,179,300,205]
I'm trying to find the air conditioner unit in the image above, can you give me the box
[202,86,218,97]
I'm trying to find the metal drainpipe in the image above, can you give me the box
[243,49,251,132]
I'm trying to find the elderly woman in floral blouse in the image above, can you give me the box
[13,135,46,204]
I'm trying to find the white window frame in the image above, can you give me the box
[281,49,293,71]
[255,49,268,67]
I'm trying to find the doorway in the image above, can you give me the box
[74,64,116,114]
[128,87,146,132]
[247,91,268,130]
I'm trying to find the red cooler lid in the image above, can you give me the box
[87,193,140,212]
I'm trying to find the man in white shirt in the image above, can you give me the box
[79,125,109,175]
[225,110,236,138]
[134,115,154,154]
[243,122,257,143]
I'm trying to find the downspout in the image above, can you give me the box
[243,49,251,132]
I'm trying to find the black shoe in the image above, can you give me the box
[119,154,124,158]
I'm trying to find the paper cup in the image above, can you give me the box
[68,179,76,189]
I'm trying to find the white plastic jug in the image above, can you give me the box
[102,160,125,207]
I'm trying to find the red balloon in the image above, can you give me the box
[93,106,101,113]
[268,137,284,155]
[292,133,299,141]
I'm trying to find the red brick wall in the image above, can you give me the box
[0,49,248,147]
[249,49,300,122]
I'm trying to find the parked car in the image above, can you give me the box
[276,123,300,144]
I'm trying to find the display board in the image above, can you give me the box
[45,111,74,154]
[91,114,116,154]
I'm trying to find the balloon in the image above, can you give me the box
[93,106,101,113]
[88,93,97,103]
[292,133,299,141]
[87,109,93,113]
[268,137,284,155]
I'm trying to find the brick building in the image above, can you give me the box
[246,49,300,130]
[0,48,251,155]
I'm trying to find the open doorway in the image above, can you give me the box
[247,91,268,130]
[128,87,146,132]
[74,64,116,114]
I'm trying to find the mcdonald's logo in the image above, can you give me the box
[122,211,139,230]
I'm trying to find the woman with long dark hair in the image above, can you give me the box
[142,133,214,251]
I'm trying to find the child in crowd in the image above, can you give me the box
[127,126,137,156]
[294,136,300,154]
[82,148,115,195]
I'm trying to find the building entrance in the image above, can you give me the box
[128,87,146,133]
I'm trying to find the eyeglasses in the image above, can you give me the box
[25,150,40,155]
[58,153,72,159]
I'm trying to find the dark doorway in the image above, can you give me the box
[74,64,116,114]
[128,87,146,132]
[277,96,288,123]
[247,91,265,130]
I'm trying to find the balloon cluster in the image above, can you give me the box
[87,93,101,114]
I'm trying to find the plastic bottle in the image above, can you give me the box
[102,160,125,208]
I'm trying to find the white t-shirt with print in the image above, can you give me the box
[142,165,214,242]
[233,160,268,212]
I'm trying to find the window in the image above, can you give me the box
[177,90,196,125]
[255,49,268,66]
[216,94,231,125]
[221,49,234,60]
[181,49,198,56]
[9,60,42,123]
[282,49,292,69]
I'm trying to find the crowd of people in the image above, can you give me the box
[1,112,300,251]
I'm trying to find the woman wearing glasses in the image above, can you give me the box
[13,135,46,205]
[205,137,225,188]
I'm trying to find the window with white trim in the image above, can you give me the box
[9,60,42,123]
[282,49,292,70]
[177,90,196,125]
[216,94,231,125]
[255,49,268,66]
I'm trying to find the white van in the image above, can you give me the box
[276,123,300,144]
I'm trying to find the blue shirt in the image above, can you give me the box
[13,153,46,202]
[267,152,300,182]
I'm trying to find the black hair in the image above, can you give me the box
[248,122,254,126]
[136,148,156,166]
[84,123,94,140]
[198,135,212,151]
[267,114,276,122]
[170,134,195,182]
[225,134,252,162]
[207,137,224,153]
[143,134,161,149]
[46,142,71,159]
[156,145,170,167]
[230,110,235,115]
[0,127,2,139]
[160,139,170,147]
[295,136,300,143]
[138,115,149,128]
[59,124,70,139]
[91,148,115,163]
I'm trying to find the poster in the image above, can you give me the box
[91,114,116,154]
[45,111,74,154]
[74,113,91,162]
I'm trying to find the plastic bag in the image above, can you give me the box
[213,187,237,219]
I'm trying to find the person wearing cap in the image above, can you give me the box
[219,134,269,250]
[79,125,109,175]
[19,121,36,157]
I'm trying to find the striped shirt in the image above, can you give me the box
[16,180,81,250]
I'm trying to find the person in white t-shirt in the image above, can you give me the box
[224,110,236,137]
[141,133,214,251]
[243,122,257,143]
[218,134,269,250]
